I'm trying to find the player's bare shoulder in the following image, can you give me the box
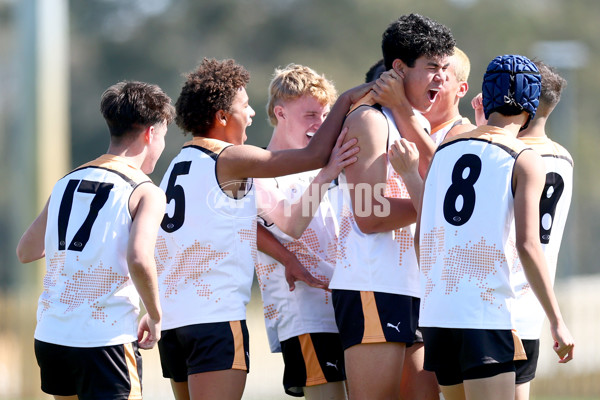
[343,104,387,143]
[129,182,166,221]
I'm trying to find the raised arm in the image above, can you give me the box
[513,150,574,363]
[16,198,49,263]
[342,107,416,234]
[218,82,372,183]
[256,128,358,239]
[128,183,165,350]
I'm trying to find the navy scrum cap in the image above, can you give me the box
[482,54,541,129]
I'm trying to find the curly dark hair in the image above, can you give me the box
[100,81,175,138]
[382,14,455,70]
[175,58,250,136]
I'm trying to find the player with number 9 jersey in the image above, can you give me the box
[510,139,573,340]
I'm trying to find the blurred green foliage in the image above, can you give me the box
[1,0,599,288]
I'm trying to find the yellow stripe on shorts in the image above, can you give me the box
[124,343,142,400]
[360,291,386,343]
[230,321,247,370]
[299,334,327,386]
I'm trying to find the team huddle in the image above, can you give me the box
[16,13,574,400]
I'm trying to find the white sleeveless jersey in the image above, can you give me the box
[509,137,573,339]
[255,171,339,352]
[155,137,257,330]
[419,126,530,329]
[36,155,152,347]
[430,116,471,147]
[328,106,427,297]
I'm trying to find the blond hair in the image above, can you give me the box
[451,47,470,83]
[266,64,337,126]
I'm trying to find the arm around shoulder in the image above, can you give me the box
[218,82,373,182]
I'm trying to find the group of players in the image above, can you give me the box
[16,12,575,400]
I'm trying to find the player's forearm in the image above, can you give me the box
[354,197,416,234]
[518,240,564,326]
[280,174,333,239]
[399,171,423,210]
[306,91,354,166]
[387,109,435,177]
[16,226,46,263]
[257,224,295,265]
[16,200,49,263]
[128,259,162,321]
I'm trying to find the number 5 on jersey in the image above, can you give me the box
[161,161,191,233]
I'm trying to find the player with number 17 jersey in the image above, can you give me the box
[418,126,530,330]
[36,155,152,347]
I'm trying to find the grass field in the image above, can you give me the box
[2,276,600,399]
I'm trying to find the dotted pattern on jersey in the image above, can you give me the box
[384,170,411,199]
[237,220,258,265]
[505,237,520,274]
[255,262,278,290]
[59,261,129,323]
[255,258,280,322]
[285,228,332,304]
[509,234,558,299]
[325,237,337,266]
[385,171,416,269]
[420,227,446,302]
[393,228,414,270]
[38,251,67,319]
[263,303,279,321]
[154,235,228,299]
[421,227,507,308]
[335,205,354,270]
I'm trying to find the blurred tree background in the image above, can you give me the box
[0,0,599,397]
[2,0,598,287]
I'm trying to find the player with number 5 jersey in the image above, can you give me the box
[153,58,372,400]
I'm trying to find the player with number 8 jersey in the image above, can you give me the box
[417,55,574,397]
[418,126,529,329]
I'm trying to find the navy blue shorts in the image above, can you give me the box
[280,332,346,397]
[158,320,250,382]
[332,290,419,350]
[421,327,517,386]
[35,339,142,400]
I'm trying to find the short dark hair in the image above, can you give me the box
[365,58,386,83]
[175,58,250,136]
[535,60,567,110]
[381,14,455,70]
[100,81,175,138]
